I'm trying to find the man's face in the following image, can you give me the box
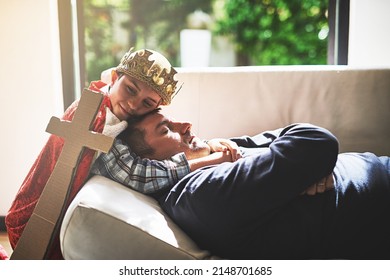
[109,74,162,121]
[136,112,210,160]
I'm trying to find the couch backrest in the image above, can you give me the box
[162,66,390,155]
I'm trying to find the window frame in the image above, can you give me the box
[327,0,350,65]
[58,0,350,110]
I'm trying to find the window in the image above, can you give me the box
[58,0,350,109]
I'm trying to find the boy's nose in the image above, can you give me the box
[128,99,140,113]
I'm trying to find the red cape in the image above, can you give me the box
[5,81,111,259]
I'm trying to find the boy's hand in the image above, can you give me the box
[206,138,242,161]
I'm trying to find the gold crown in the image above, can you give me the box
[116,48,180,105]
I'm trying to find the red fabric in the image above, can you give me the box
[0,244,9,260]
[5,82,112,259]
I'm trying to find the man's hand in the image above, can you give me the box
[205,138,242,161]
[302,174,334,195]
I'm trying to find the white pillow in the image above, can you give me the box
[60,175,212,259]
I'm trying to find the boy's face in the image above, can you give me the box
[136,111,210,161]
[109,74,162,121]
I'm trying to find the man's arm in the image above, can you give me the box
[229,125,336,195]
[247,123,339,200]
[179,123,339,214]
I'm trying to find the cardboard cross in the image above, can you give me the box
[10,89,114,260]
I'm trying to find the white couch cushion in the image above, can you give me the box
[60,175,212,259]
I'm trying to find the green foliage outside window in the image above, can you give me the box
[83,0,129,82]
[127,0,212,51]
[83,0,212,81]
[214,0,329,65]
[83,0,329,82]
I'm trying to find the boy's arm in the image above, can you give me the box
[91,137,234,194]
[188,151,233,171]
[91,138,190,194]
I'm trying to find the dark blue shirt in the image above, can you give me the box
[159,124,390,259]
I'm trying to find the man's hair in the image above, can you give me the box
[118,109,161,158]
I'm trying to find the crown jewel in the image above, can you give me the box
[116,48,179,105]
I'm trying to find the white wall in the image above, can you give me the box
[0,0,63,215]
[349,0,390,67]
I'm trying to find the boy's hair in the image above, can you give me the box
[119,109,161,158]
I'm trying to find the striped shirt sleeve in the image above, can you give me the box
[90,138,190,194]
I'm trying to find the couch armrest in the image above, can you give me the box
[60,175,212,260]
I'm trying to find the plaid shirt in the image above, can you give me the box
[91,138,191,194]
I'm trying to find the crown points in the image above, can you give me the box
[116,48,180,105]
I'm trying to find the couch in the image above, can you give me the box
[60,66,390,259]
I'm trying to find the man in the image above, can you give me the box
[119,109,390,259]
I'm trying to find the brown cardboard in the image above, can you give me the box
[10,89,114,259]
